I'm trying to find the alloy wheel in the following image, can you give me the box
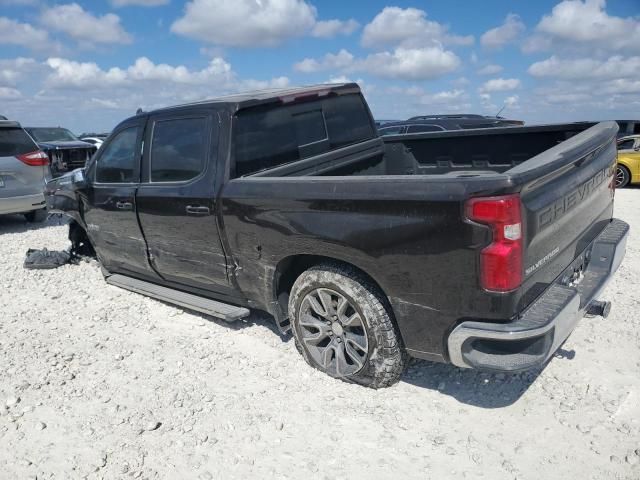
[615,166,628,188]
[298,288,369,376]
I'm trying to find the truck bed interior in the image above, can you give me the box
[249,122,596,178]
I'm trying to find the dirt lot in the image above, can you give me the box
[0,189,639,480]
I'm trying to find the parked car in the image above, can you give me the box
[80,137,105,149]
[46,83,627,388]
[374,119,400,127]
[25,127,96,177]
[615,120,640,139]
[378,114,524,135]
[615,135,640,187]
[0,119,49,222]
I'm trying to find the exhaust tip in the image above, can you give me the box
[587,300,611,318]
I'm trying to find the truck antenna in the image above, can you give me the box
[495,104,506,118]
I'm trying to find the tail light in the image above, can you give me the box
[16,150,49,166]
[466,194,523,292]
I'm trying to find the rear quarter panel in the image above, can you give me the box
[220,176,517,359]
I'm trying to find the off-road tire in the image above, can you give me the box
[289,263,408,388]
[24,209,47,223]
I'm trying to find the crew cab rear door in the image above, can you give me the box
[135,109,230,294]
[83,116,157,278]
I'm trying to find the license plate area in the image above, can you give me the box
[560,245,593,287]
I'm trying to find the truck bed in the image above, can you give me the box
[249,122,597,178]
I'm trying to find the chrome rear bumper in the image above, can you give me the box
[447,218,629,371]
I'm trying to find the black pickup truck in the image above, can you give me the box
[46,83,628,388]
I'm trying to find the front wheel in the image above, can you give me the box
[289,264,408,388]
[616,165,630,188]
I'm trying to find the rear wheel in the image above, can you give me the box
[616,165,630,188]
[24,209,47,223]
[289,263,407,388]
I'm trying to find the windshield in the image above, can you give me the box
[27,127,79,142]
[617,139,636,151]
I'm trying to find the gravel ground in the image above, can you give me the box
[1,189,639,480]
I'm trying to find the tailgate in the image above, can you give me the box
[507,122,618,308]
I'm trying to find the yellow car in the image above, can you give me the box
[616,135,640,187]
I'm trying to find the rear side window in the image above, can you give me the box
[151,117,207,182]
[234,93,374,176]
[96,127,139,183]
[0,128,37,157]
[323,94,375,149]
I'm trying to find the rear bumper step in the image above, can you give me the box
[447,218,629,372]
[105,274,250,322]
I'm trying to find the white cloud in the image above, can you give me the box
[504,95,519,108]
[111,0,168,6]
[43,56,288,99]
[361,7,473,49]
[294,49,354,73]
[356,47,460,80]
[420,89,465,105]
[295,46,460,81]
[477,64,503,75]
[0,17,54,51]
[40,3,132,45]
[311,19,358,38]
[525,0,640,53]
[528,55,640,80]
[0,58,39,86]
[171,0,316,47]
[480,13,525,49]
[452,77,470,86]
[44,56,239,89]
[479,78,521,93]
[601,79,640,95]
[0,86,22,99]
[45,58,128,88]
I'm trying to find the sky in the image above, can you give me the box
[0,0,639,133]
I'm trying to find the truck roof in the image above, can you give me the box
[147,82,360,115]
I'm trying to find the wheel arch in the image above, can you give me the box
[273,254,394,322]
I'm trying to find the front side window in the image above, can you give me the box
[95,127,138,183]
[151,117,207,182]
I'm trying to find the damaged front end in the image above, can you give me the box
[44,168,86,229]
[45,169,96,257]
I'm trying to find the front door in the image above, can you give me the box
[135,110,230,293]
[83,118,157,279]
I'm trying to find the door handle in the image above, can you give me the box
[186,205,210,216]
[116,201,133,210]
